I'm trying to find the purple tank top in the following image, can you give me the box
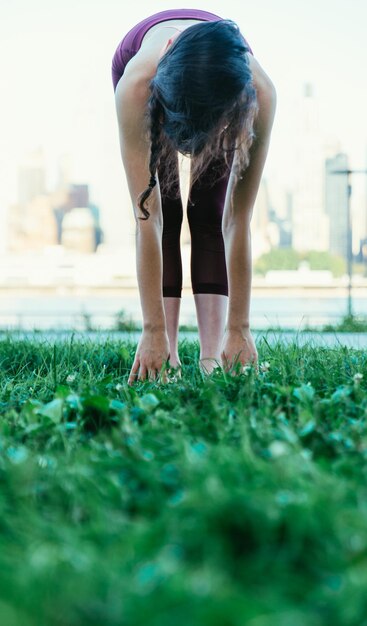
[111,8,253,91]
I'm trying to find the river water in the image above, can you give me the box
[0,293,366,330]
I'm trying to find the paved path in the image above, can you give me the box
[0,330,366,349]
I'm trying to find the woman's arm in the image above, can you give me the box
[115,71,171,384]
[220,64,276,371]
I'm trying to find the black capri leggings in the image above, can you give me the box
[159,153,230,298]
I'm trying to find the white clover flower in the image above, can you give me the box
[115,383,123,391]
[167,375,179,383]
[353,373,363,384]
[269,441,288,458]
[66,373,77,384]
[243,364,252,375]
[260,361,270,373]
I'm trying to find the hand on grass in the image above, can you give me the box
[128,328,171,385]
[220,328,258,376]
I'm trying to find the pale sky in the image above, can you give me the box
[1,0,366,250]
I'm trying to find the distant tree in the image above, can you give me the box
[302,251,345,277]
[254,248,301,275]
[254,248,347,277]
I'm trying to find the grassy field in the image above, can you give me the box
[0,333,367,626]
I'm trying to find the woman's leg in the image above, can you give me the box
[159,152,183,367]
[187,157,232,373]
[194,293,228,373]
[163,298,181,366]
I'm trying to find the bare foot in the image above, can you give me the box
[199,357,221,376]
[167,356,182,381]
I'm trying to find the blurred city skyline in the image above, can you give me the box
[4,121,367,266]
[1,0,367,253]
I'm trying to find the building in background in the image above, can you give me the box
[291,83,330,252]
[268,206,292,249]
[362,148,367,257]
[61,208,96,253]
[7,150,103,254]
[325,152,349,259]
[54,183,103,251]
[7,148,58,251]
[250,179,272,257]
[251,180,294,257]
[358,237,367,265]
[17,147,46,205]
[279,190,293,247]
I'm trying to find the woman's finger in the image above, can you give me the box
[160,368,169,384]
[128,359,140,386]
[148,368,157,382]
[221,352,229,372]
[138,364,148,381]
[159,360,171,384]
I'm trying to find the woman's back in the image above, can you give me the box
[111,9,253,91]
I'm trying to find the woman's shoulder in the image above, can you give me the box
[122,20,199,82]
[114,28,166,95]
[248,54,276,97]
[114,43,158,106]
[114,68,151,126]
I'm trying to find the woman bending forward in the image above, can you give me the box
[112,9,276,384]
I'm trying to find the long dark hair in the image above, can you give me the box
[138,19,259,219]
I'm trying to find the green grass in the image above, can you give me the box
[0,334,367,625]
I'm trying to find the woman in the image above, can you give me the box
[112,8,276,385]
